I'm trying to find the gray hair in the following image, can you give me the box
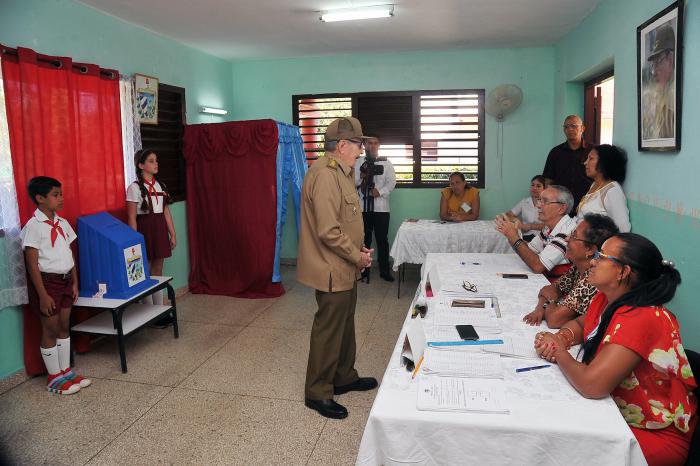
[549,185,574,214]
[324,140,338,152]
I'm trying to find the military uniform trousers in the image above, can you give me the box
[305,282,360,400]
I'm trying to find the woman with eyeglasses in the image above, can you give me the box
[523,214,618,328]
[439,172,480,222]
[578,144,631,232]
[534,233,696,466]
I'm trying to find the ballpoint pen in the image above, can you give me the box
[515,364,551,373]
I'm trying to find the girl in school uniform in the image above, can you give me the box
[126,149,176,305]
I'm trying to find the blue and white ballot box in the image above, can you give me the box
[77,212,157,299]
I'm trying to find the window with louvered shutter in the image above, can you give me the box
[293,89,485,188]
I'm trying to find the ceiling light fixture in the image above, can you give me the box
[320,4,394,22]
[200,106,228,115]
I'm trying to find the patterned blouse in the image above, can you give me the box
[555,266,597,315]
[584,292,697,433]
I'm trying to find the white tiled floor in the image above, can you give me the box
[0,265,420,465]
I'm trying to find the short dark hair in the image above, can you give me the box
[581,213,619,249]
[531,174,546,185]
[449,171,466,182]
[27,176,61,205]
[594,144,627,183]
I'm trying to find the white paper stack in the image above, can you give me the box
[416,375,510,414]
[481,337,540,359]
[432,302,501,330]
[421,349,503,378]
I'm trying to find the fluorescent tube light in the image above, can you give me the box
[200,106,228,115]
[320,4,394,22]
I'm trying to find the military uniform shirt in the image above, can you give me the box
[297,154,364,292]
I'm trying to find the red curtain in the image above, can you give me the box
[1,45,125,375]
[184,120,284,298]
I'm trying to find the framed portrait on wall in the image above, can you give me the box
[135,73,159,125]
[637,1,683,151]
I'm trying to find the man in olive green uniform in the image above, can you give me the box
[298,117,378,419]
[642,23,676,140]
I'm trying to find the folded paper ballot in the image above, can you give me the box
[401,318,426,366]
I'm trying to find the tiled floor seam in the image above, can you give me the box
[172,329,245,389]
[81,386,175,465]
[240,299,279,328]
[304,417,328,465]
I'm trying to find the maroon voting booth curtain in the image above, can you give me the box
[183,120,284,298]
[1,45,125,375]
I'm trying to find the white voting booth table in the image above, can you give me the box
[390,220,512,298]
[72,276,178,373]
[356,253,646,466]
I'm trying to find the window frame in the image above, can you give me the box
[139,82,187,202]
[292,89,485,188]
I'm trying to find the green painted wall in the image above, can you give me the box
[231,47,557,259]
[0,0,233,378]
[555,0,700,346]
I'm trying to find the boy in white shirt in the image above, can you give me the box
[21,176,91,394]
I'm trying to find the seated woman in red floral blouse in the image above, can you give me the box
[534,233,696,466]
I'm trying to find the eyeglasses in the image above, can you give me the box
[462,280,478,293]
[563,124,581,129]
[535,198,564,206]
[345,139,364,147]
[592,250,627,266]
[567,233,595,245]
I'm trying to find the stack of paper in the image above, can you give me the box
[416,375,510,414]
[421,350,503,378]
[481,337,540,359]
[432,303,501,330]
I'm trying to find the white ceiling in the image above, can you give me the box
[78,0,601,60]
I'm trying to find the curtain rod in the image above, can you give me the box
[1,47,116,79]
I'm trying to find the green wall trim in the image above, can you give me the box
[628,200,700,349]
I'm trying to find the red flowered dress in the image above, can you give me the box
[584,292,697,466]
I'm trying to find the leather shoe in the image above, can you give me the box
[334,377,379,395]
[380,272,395,282]
[304,398,348,419]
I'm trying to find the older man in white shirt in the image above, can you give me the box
[496,185,578,279]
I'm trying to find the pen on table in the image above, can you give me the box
[515,364,551,373]
[411,355,424,379]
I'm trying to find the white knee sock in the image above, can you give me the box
[40,345,61,376]
[56,337,71,372]
[152,290,163,305]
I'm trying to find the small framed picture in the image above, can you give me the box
[135,73,159,125]
[637,1,684,151]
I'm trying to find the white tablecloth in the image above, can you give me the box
[390,220,512,271]
[356,253,647,466]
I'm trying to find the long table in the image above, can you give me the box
[390,220,512,298]
[356,253,646,466]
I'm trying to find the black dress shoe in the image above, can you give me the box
[304,398,348,419]
[380,272,395,282]
[334,377,379,395]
